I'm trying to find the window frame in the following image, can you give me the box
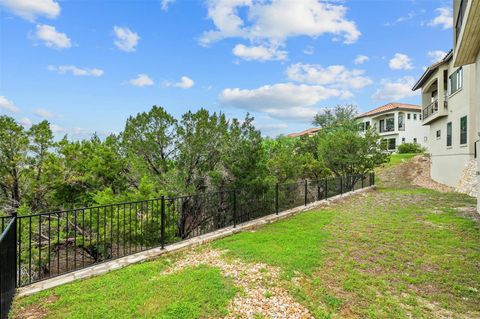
[449,67,463,95]
[447,122,452,147]
[460,116,467,145]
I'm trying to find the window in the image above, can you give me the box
[385,117,395,131]
[447,122,452,147]
[450,67,463,95]
[436,130,441,139]
[460,116,467,145]
[419,114,422,120]
[413,138,417,144]
[398,114,404,130]
[388,138,396,150]
[379,119,385,132]
[407,113,411,120]
[413,114,417,120]
[401,137,405,143]
[365,121,370,130]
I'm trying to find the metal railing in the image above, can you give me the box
[423,100,439,120]
[1,173,374,297]
[0,216,16,319]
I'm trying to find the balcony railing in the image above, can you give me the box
[379,126,395,133]
[423,100,439,120]
[423,99,448,121]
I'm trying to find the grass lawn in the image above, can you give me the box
[12,157,480,318]
[386,153,422,166]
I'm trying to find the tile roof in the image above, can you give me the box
[356,103,421,118]
[286,127,321,138]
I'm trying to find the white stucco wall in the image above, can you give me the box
[426,61,476,189]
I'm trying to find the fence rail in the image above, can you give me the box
[0,172,374,316]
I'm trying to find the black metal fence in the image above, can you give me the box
[1,173,374,300]
[0,216,16,319]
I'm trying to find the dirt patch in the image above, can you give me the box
[378,155,455,193]
[163,249,313,319]
[13,295,57,319]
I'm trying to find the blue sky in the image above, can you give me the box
[0,0,453,138]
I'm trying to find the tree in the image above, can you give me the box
[313,104,359,131]
[317,126,387,188]
[122,106,178,188]
[0,116,29,212]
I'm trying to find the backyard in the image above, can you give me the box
[11,155,480,319]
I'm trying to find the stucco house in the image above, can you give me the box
[412,0,479,202]
[356,103,429,152]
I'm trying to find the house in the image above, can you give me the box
[286,127,321,138]
[356,103,429,151]
[452,0,480,209]
[412,0,479,202]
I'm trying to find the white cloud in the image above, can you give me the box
[255,122,288,132]
[220,82,341,120]
[113,26,140,52]
[34,24,71,49]
[48,65,104,77]
[389,53,413,70]
[0,0,60,21]
[384,11,415,26]
[303,45,315,55]
[19,117,33,127]
[0,96,20,113]
[371,76,419,101]
[161,0,175,11]
[429,7,453,29]
[232,43,287,61]
[286,63,372,90]
[129,74,154,87]
[34,108,55,118]
[175,76,194,89]
[354,54,369,65]
[200,0,360,59]
[427,50,447,63]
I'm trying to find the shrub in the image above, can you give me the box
[397,143,424,154]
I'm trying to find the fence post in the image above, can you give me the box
[160,196,165,249]
[275,183,279,215]
[372,172,375,185]
[340,176,343,194]
[361,174,364,188]
[233,190,237,227]
[304,180,308,206]
[12,212,17,288]
[324,179,328,199]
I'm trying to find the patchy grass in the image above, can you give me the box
[12,260,236,319]
[386,153,422,166]
[215,168,480,318]
[12,155,480,319]
[213,210,333,277]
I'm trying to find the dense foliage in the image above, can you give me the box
[0,105,387,216]
[397,142,425,154]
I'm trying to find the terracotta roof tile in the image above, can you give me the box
[357,103,421,118]
[286,127,321,138]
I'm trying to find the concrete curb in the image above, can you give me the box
[17,185,376,297]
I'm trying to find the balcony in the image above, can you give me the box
[422,99,448,124]
[379,126,395,133]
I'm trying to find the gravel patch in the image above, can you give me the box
[163,249,313,319]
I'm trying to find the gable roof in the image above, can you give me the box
[356,103,421,119]
[412,49,453,91]
[286,127,321,138]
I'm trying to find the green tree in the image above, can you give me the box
[0,116,29,212]
[313,104,359,131]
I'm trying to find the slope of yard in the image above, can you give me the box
[12,156,480,318]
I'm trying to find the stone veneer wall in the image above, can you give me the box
[456,159,478,197]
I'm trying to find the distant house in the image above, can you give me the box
[356,103,429,152]
[286,127,321,138]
